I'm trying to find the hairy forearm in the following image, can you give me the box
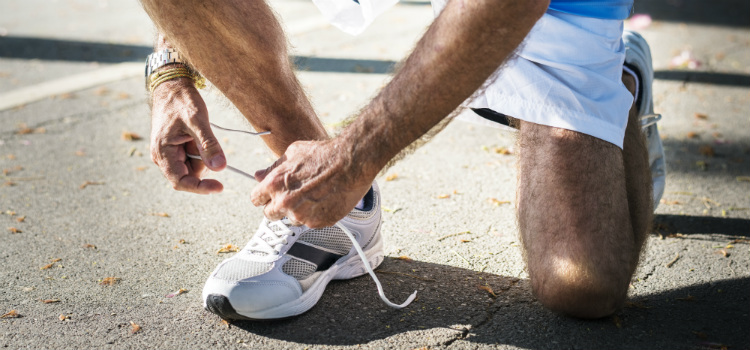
[340,0,549,177]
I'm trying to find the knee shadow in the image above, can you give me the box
[654,214,750,237]
[222,257,749,349]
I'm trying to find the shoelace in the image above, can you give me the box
[191,123,416,309]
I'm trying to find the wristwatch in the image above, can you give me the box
[145,48,185,77]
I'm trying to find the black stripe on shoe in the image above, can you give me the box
[287,243,344,271]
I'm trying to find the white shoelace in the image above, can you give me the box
[192,124,416,309]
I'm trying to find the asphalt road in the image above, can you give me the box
[1,0,749,349]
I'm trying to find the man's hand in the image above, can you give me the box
[250,139,374,228]
[150,77,226,194]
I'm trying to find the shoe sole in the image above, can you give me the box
[204,231,384,320]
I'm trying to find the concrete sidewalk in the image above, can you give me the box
[1,0,748,349]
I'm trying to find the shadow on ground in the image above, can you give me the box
[218,257,749,349]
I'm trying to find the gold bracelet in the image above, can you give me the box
[148,66,206,92]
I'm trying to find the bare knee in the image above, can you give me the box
[530,259,629,319]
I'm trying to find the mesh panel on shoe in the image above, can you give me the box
[281,258,317,280]
[299,227,353,255]
[213,258,273,281]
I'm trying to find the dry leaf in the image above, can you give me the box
[83,244,97,249]
[121,132,142,141]
[220,319,231,329]
[59,314,69,321]
[612,315,622,328]
[492,147,512,155]
[487,198,511,206]
[58,93,75,100]
[694,113,709,120]
[116,92,131,100]
[40,263,55,270]
[686,131,699,139]
[459,239,471,243]
[8,227,21,234]
[165,288,188,298]
[478,284,496,297]
[5,210,16,216]
[217,244,239,254]
[94,87,110,96]
[6,154,16,160]
[41,299,60,304]
[660,199,681,205]
[51,258,62,263]
[16,216,25,222]
[135,166,147,171]
[1,310,20,318]
[436,194,451,199]
[2,181,15,187]
[385,173,398,181]
[75,150,86,157]
[715,249,730,258]
[100,277,121,286]
[79,181,104,189]
[699,145,715,157]
[395,255,413,262]
[178,239,186,244]
[150,212,170,218]
[130,321,141,334]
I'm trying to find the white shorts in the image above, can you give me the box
[314,0,633,148]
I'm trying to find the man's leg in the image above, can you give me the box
[516,74,651,319]
[140,0,328,155]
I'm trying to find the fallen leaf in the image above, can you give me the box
[121,132,142,141]
[165,288,188,298]
[2,181,15,187]
[150,212,170,218]
[730,239,749,244]
[130,321,141,334]
[94,87,110,96]
[116,92,131,100]
[58,314,69,321]
[699,145,715,157]
[1,310,20,318]
[436,194,451,199]
[395,255,413,262]
[478,284,496,297]
[686,131,699,139]
[725,244,734,249]
[8,227,21,234]
[715,249,730,258]
[660,199,681,205]
[135,166,147,171]
[178,239,186,244]
[217,244,239,254]
[666,233,687,238]
[5,210,17,216]
[385,173,398,181]
[694,113,709,120]
[220,319,231,329]
[16,216,25,222]
[79,181,104,189]
[688,331,708,340]
[51,258,62,263]
[612,315,622,328]
[57,93,75,100]
[75,150,86,157]
[41,299,60,304]
[459,239,471,243]
[627,13,652,30]
[82,244,97,249]
[492,147,512,155]
[665,253,680,268]
[6,154,16,160]
[40,262,55,270]
[100,277,121,286]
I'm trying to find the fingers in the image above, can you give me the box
[185,112,226,172]
[153,143,223,195]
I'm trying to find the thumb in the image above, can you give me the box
[190,124,226,171]
[254,154,287,182]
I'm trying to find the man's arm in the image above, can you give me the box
[251,0,550,227]
[149,34,227,194]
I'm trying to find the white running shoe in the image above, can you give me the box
[202,182,415,320]
[624,30,667,211]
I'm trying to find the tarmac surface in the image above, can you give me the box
[1,0,749,349]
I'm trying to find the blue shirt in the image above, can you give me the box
[548,0,634,20]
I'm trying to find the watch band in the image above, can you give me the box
[144,49,185,77]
